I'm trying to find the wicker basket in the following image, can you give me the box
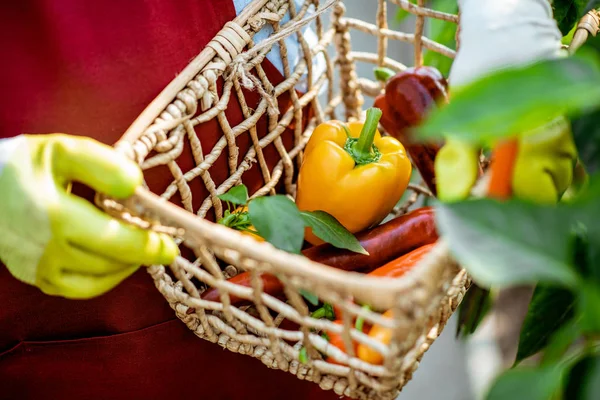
[98,1,470,399]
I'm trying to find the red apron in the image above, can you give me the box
[0,1,342,399]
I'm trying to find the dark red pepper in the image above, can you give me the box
[374,66,449,195]
[198,207,438,307]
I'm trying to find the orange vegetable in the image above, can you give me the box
[367,242,436,278]
[325,319,369,365]
[487,139,519,200]
[357,309,394,365]
[325,320,357,365]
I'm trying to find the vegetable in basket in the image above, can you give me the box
[374,66,450,195]
[200,206,438,305]
[295,107,413,245]
[367,242,436,279]
[357,309,394,365]
[356,243,436,365]
[323,319,367,366]
[216,183,367,254]
[323,243,436,365]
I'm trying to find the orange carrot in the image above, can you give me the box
[488,138,519,200]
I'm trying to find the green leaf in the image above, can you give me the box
[298,347,308,364]
[486,364,567,400]
[355,305,371,331]
[456,285,493,338]
[581,1,600,16]
[435,199,579,288]
[542,320,581,365]
[416,50,600,144]
[395,0,415,23]
[300,210,368,255]
[571,109,600,174]
[311,303,335,320]
[515,285,576,364]
[218,184,249,206]
[553,0,584,36]
[564,355,600,400]
[571,175,600,282]
[248,195,304,254]
[300,289,319,306]
[423,0,457,77]
[577,283,600,333]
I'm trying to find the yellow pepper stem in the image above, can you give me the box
[347,107,382,166]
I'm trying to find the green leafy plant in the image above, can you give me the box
[553,0,589,36]
[217,184,366,255]
[395,0,457,77]
[422,0,457,77]
[415,20,600,400]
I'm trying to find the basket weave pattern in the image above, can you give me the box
[99,1,470,399]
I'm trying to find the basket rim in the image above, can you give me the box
[125,187,460,312]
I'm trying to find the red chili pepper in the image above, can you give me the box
[198,207,438,307]
[375,66,449,195]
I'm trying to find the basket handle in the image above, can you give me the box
[569,9,600,54]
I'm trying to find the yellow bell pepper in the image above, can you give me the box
[296,108,412,245]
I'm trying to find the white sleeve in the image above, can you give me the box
[0,136,22,176]
[449,0,563,88]
[233,0,326,93]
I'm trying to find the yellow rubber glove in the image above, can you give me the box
[512,116,578,204]
[435,0,576,203]
[0,134,179,299]
[435,138,481,202]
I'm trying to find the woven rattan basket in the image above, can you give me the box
[98,1,470,399]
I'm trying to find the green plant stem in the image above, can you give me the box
[355,304,371,331]
[355,108,382,156]
[346,108,382,166]
[311,307,327,319]
[374,67,396,82]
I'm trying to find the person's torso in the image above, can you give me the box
[0,0,241,350]
[0,2,337,399]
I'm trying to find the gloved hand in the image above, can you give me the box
[0,134,179,299]
[435,0,578,203]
